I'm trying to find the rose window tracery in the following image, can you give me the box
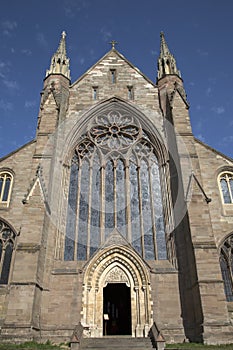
[89,111,140,150]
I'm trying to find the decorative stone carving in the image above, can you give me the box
[89,110,140,150]
[105,266,129,286]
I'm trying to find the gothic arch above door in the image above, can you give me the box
[81,237,152,337]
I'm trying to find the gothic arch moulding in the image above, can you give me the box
[63,97,168,166]
[81,244,153,338]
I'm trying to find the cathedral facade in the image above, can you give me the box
[0,32,232,345]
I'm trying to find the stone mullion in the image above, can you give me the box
[56,165,68,260]
[74,162,82,260]
[113,160,117,228]
[137,163,145,259]
[226,245,233,286]
[227,175,233,203]
[125,161,132,243]
[162,163,175,263]
[86,160,93,260]
[100,164,105,244]
[148,161,157,259]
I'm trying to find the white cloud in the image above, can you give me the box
[3,79,19,90]
[25,100,36,108]
[195,119,203,130]
[196,133,206,142]
[206,87,211,96]
[219,135,233,146]
[151,50,158,57]
[0,99,13,111]
[100,27,112,42]
[36,32,48,48]
[0,61,8,79]
[1,20,17,36]
[211,106,225,115]
[64,0,89,17]
[21,49,32,56]
[79,57,85,65]
[197,48,208,56]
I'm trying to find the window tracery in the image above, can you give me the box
[0,220,15,284]
[65,109,167,261]
[219,235,233,301]
[219,172,233,204]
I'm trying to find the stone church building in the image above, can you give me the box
[0,32,232,345]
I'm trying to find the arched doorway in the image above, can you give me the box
[81,240,152,338]
[103,283,131,336]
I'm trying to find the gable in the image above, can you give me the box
[71,48,156,88]
[68,49,162,123]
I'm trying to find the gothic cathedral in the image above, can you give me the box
[0,32,232,345]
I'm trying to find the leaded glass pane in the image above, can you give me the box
[0,242,13,284]
[77,160,89,260]
[64,158,79,260]
[0,240,2,262]
[220,255,233,301]
[230,178,233,202]
[0,178,3,198]
[140,160,155,260]
[90,155,101,257]
[105,160,114,237]
[151,161,167,260]
[2,178,10,202]
[220,178,231,204]
[116,159,126,237]
[130,160,141,255]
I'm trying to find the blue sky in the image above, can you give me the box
[0,0,233,158]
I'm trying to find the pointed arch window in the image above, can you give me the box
[0,220,16,284]
[65,110,167,261]
[219,172,233,204]
[0,171,13,206]
[219,235,233,301]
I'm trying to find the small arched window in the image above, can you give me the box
[0,220,16,284]
[219,235,233,301]
[219,172,233,204]
[0,172,13,206]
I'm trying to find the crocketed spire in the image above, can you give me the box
[157,32,181,80]
[46,31,70,79]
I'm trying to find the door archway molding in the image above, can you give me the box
[81,243,152,337]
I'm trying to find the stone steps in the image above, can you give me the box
[79,336,154,349]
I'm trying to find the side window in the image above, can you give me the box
[219,235,233,301]
[219,172,233,204]
[0,220,16,284]
[0,172,13,206]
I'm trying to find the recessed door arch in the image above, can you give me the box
[81,245,152,338]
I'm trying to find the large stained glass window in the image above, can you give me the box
[219,235,233,301]
[65,110,167,261]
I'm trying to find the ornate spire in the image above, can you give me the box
[46,31,70,80]
[157,32,181,80]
